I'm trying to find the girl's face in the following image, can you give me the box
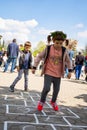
[54,40,64,48]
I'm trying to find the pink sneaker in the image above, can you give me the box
[37,101,44,111]
[50,101,59,111]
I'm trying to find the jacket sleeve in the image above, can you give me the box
[16,52,21,67]
[33,48,46,69]
[29,52,33,69]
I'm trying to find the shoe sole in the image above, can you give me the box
[9,88,14,92]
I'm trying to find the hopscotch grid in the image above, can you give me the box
[4,93,24,100]
[67,108,80,118]
[5,121,87,130]
[5,104,34,115]
[36,93,40,97]
[28,93,35,102]
[23,125,36,130]
[4,95,7,100]
[4,121,7,130]
[46,101,52,108]
[23,100,27,106]
[63,116,72,127]
[6,104,48,116]
[42,110,47,116]
[6,104,83,118]
[3,93,87,130]
[5,105,87,130]
[70,125,87,128]
[4,121,70,130]
[20,92,23,97]
[6,105,9,114]
[54,124,87,128]
[34,114,39,124]
[50,124,57,130]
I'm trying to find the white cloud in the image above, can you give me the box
[24,19,38,28]
[38,28,54,35]
[77,30,87,38]
[74,23,84,28]
[0,17,38,45]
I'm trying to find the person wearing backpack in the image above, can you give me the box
[32,31,72,111]
[75,52,85,80]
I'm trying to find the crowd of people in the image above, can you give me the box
[0,31,87,111]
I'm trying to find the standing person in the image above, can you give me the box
[9,41,32,92]
[75,52,85,80]
[2,51,7,68]
[84,56,87,82]
[32,31,72,111]
[3,39,19,73]
[0,48,5,67]
[64,40,74,77]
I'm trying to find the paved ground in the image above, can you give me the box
[0,69,87,130]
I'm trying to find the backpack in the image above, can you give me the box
[44,45,66,63]
[41,45,66,76]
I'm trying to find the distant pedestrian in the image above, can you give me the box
[64,40,74,77]
[75,52,85,80]
[9,41,32,92]
[0,48,5,67]
[4,39,19,73]
[84,56,87,82]
[2,51,7,67]
[32,31,72,111]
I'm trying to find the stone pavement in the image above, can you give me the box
[0,70,87,130]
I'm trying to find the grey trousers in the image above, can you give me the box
[10,69,29,89]
[40,74,61,103]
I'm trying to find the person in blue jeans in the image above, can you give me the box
[84,56,87,81]
[9,41,32,92]
[75,52,85,80]
[4,39,19,72]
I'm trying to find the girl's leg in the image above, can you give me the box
[52,77,61,102]
[40,74,52,103]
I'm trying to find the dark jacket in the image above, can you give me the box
[7,42,19,58]
[75,54,85,65]
[16,50,32,69]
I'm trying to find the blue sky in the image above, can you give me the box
[0,0,87,50]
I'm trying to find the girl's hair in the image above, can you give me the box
[65,39,69,46]
[47,35,51,43]
[47,31,67,43]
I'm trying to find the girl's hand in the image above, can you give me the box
[67,72,71,79]
[32,69,36,74]
[16,66,20,72]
